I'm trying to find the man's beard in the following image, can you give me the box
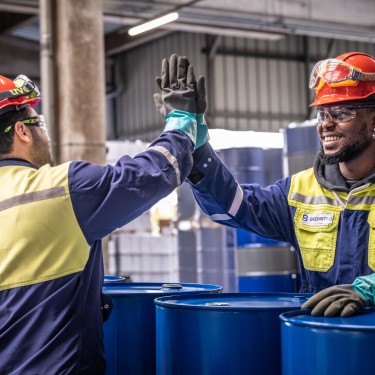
[30,128,54,167]
[318,144,369,164]
[319,122,372,165]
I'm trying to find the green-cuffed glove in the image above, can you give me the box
[153,54,197,145]
[301,284,369,317]
[195,75,209,150]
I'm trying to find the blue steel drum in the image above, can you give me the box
[283,125,320,156]
[155,293,309,375]
[280,308,375,375]
[283,124,320,176]
[238,274,298,292]
[237,244,300,293]
[103,282,222,375]
[237,228,287,247]
[217,147,283,186]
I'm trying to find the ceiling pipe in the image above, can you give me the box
[0,3,38,14]
[39,0,58,162]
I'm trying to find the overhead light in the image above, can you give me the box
[128,12,179,36]
[163,22,285,41]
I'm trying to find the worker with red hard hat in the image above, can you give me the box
[301,52,375,315]
[0,55,198,374]
[169,51,375,317]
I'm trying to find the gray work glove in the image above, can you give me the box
[153,54,197,145]
[301,284,369,317]
[195,75,210,150]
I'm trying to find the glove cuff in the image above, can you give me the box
[195,113,209,150]
[165,110,197,145]
[196,113,206,125]
[352,276,375,305]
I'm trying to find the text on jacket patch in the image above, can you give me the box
[302,213,334,227]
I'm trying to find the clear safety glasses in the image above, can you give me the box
[310,59,375,90]
[317,104,375,124]
[3,114,48,134]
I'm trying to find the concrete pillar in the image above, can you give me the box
[55,0,106,164]
[40,0,108,270]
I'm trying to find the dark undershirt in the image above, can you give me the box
[346,178,360,188]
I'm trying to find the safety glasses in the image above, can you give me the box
[3,115,47,134]
[310,59,375,90]
[317,104,375,124]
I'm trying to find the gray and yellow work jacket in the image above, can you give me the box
[0,131,193,375]
[188,143,375,293]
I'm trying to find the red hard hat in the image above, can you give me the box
[0,75,16,91]
[310,52,375,107]
[0,74,41,115]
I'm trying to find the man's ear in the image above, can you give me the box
[13,121,32,144]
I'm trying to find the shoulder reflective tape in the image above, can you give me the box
[228,183,243,216]
[148,145,181,185]
[0,186,65,211]
[291,192,341,206]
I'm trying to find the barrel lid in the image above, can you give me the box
[280,308,375,331]
[155,292,311,310]
[103,282,222,295]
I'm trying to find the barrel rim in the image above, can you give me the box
[279,308,375,331]
[103,282,223,295]
[155,292,311,310]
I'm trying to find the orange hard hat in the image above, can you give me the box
[0,74,41,115]
[310,52,375,107]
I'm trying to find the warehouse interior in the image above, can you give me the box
[2,1,375,374]
[2,0,375,290]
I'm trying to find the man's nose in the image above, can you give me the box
[320,115,336,128]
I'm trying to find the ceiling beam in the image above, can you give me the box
[0,3,38,15]
[0,12,35,34]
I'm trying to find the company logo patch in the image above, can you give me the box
[302,213,333,227]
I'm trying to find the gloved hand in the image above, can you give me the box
[153,54,197,145]
[195,75,210,150]
[301,284,369,317]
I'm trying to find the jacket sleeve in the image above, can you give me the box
[187,143,295,244]
[352,273,375,305]
[68,131,193,244]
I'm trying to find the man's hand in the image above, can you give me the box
[153,54,197,145]
[301,284,369,317]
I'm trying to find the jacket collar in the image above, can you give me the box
[314,155,375,193]
[0,158,38,169]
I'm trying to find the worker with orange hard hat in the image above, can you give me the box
[172,51,375,317]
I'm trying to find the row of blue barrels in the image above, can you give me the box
[103,278,375,375]
[103,278,222,375]
[217,147,296,295]
[237,229,301,293]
